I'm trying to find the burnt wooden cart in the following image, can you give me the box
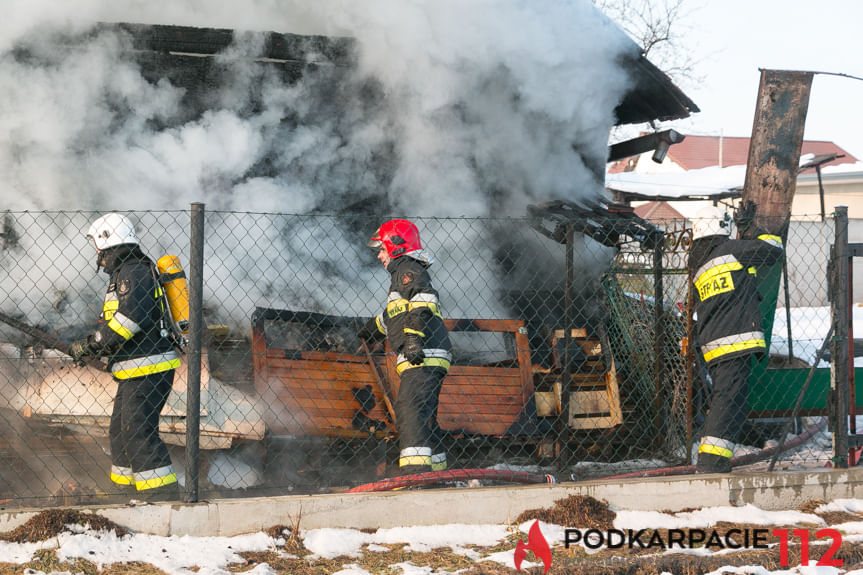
[250,308,621,447]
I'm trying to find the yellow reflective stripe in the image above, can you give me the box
[110,472,135,485]
[431,452,447,471]
[757,234,783,248]
[375,315,386,334]
[103,299,119,321]
[396,357,451,375]
[699,443,733,459]
[107,317,134,340]
[399,455,432,467]
[386,298,409,318]
[135,473,178,491]
[403,328,425,337]
[748,266,757,276]
[387,300,444,319]
[702,338,765,363]
[113,358,181,379]
[694,262,742,301]
[407,301,443,318]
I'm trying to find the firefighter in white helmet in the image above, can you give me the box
[357,219,452,475]
[69,213,180,500]
[688,203,783,473]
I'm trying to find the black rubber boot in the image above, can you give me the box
[390,464,431,477]
[136,482,180,503]
[695,452,732,474]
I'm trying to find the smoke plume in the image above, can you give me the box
[0,0,635,329]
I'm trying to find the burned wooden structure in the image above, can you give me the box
[250,308,624,451]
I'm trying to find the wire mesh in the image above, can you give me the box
[0,208,843,507]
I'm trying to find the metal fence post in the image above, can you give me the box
[557,224,574,467]
[653,234,665,448]
[831,205,849,468]
[185,203,205,502]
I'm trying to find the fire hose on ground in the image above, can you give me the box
[347,468,557,493]
[604,419,828,480]
[350,326,837,490]
[608,325,835,480]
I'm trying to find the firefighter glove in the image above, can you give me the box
[733,200,757,233]
[403,335,425,365]
[68,338,94,367]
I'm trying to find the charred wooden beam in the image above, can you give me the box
[741,69,813,239]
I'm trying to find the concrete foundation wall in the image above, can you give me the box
[1,469,862,537]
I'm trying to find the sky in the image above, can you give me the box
[660,0,863,161]
[3,502,863,574]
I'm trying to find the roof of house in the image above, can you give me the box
[608,135,857,174]
[633,201,685,222]
[669,135,856,170]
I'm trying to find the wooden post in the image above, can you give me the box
[739,70,813,420]
[740,69,813,239]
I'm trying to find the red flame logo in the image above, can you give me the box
[514,520,552,573]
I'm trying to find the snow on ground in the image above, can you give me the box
[4,499,863,574]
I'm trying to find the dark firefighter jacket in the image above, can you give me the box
[690,233,784,365]
[362,256,452,375]
[90,246,180,380]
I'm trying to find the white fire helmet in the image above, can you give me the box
[86,213,139,251]
[691,205,733,241]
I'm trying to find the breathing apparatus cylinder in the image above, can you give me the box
[156,254,190,335]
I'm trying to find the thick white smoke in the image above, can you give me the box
[0,0,635,331]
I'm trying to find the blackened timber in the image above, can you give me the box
[97,22,693,128]
[741,69,813,239]
[615,54,699,125]
[103,22,355,64]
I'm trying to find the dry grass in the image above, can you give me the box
[0,508,129,543]
[515,494,616,530]
[3,529,863,575]
[5,500,863,574]
[263,505,306,556]
[0,548,170,575]
[799,497,863,525]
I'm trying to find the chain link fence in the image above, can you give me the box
[0,208,846,507]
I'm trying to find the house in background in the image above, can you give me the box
[607,134,862,220]
[606,134,863,306]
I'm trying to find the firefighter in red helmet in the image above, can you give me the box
[358,219,452,475]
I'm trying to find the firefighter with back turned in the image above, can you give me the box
[688,204,783,473]
[357,219,452,475]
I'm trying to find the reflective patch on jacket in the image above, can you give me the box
[694,255,743,302]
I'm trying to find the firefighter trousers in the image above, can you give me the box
[396,366,446,468]
[703,354,752,445]
[109,370,176,488]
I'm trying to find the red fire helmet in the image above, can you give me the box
[368,219,422,259]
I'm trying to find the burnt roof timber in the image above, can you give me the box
[99,22,696,127]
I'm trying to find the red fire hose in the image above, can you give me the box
[604,419,828,480]
[347,468,557,493]
[348,420,827,490]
